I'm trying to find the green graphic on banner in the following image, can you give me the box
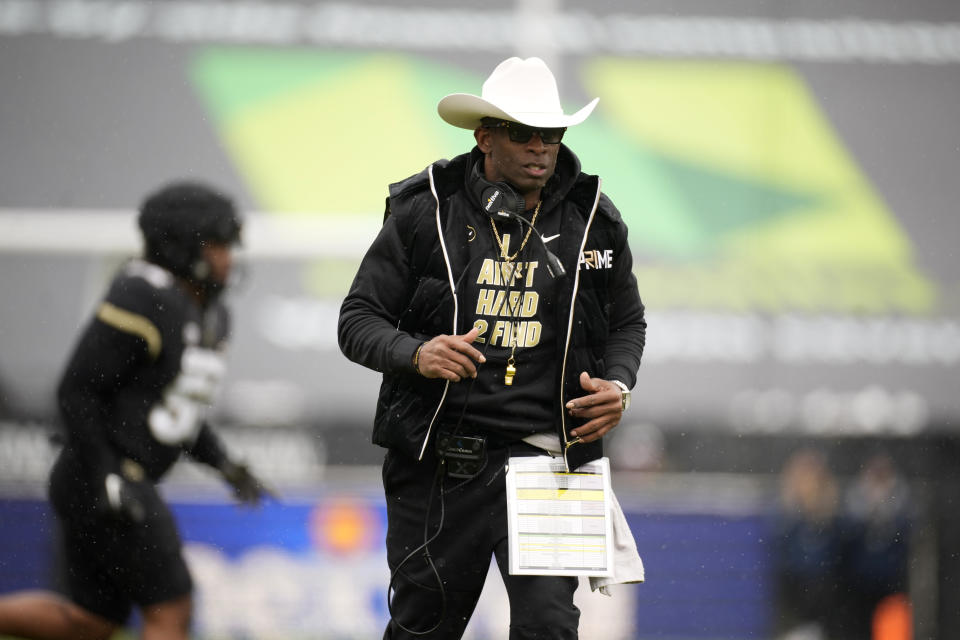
[191,49,469,214]
[190,51,935,313]
[573,59,933,313]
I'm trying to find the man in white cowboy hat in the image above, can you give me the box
[339,56,646,639]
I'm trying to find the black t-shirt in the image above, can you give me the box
[442,204,561,437]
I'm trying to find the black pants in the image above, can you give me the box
[48,449,192,624]
[382,440,580,640]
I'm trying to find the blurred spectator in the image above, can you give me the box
[772,448,845,640]
[838,453,912,640]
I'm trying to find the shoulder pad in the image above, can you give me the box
[105,260,186,321]
[122,259,175,289]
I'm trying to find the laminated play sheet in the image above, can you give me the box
[505,456,613,577]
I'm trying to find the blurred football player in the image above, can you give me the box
[0,181,272,640]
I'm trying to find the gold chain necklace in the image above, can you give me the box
[488,200,541,385]
[489,200,542,262]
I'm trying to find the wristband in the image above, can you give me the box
[413,343,424,375]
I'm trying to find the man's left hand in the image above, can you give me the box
[564,371,624,444]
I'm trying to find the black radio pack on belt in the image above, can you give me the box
[436,430,487,479]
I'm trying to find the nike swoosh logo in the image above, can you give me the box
[541,233,560,244]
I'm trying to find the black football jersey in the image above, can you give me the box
[57,259,231,482]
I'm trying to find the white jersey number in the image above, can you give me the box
[148,346,226,445]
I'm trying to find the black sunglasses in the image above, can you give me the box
[483,120,566,145]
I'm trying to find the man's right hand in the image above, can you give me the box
[415,327,486,381]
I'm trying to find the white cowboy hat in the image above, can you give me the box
[437,57,598,130]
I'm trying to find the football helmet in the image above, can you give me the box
[137,181,242,294]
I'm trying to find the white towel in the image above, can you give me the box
[522,433,645,596]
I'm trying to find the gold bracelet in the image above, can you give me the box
[413,343,424,374]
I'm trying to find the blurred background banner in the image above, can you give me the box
[0,466,770,640]
[2,0,959,638]
[2,0,959,439]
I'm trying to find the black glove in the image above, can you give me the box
[103,473,146,523]
[220,460,275,506]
